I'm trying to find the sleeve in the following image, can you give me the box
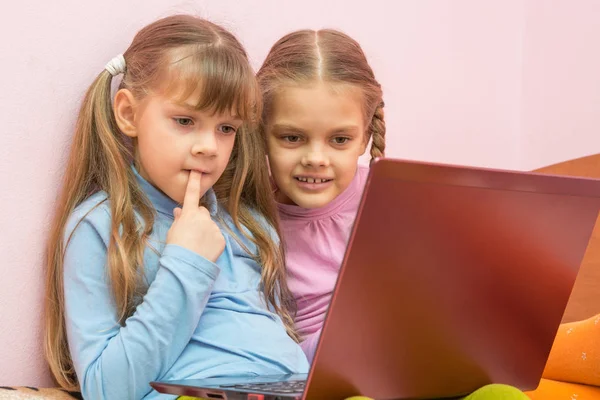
[63,213,220,400]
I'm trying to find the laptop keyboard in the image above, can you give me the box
[220,380,306,394]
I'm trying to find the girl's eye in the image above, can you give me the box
[333,137,350,145]
[219,125,237,135]
[283,135,301,143]
[174,117,194,127]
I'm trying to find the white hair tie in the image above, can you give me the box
[105,54,126,76]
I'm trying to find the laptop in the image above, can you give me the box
[151,158,600,400]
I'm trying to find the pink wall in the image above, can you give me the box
[0,0,598,386]
[520,0,600,170]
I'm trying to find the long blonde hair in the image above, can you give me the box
[257,29,386,160]
[45,15,296,390]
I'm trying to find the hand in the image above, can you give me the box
[166,171,225,263]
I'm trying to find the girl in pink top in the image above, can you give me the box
[254,28,529,400]
[257,29,385,362]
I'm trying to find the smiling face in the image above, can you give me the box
[265,82,368,209]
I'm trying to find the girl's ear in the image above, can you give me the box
[114,89,139,138]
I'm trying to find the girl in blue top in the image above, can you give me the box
[44,15,308,400]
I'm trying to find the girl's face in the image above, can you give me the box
[266,82,368,209]
[116,87,242,204]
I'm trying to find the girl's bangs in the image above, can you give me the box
[161,46,259,121]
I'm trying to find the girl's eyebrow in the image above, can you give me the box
[270,123,361,135]
[270,123,305,134]
[170,101,242,120]
[168,100,197,110]
[330,125,360,135]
